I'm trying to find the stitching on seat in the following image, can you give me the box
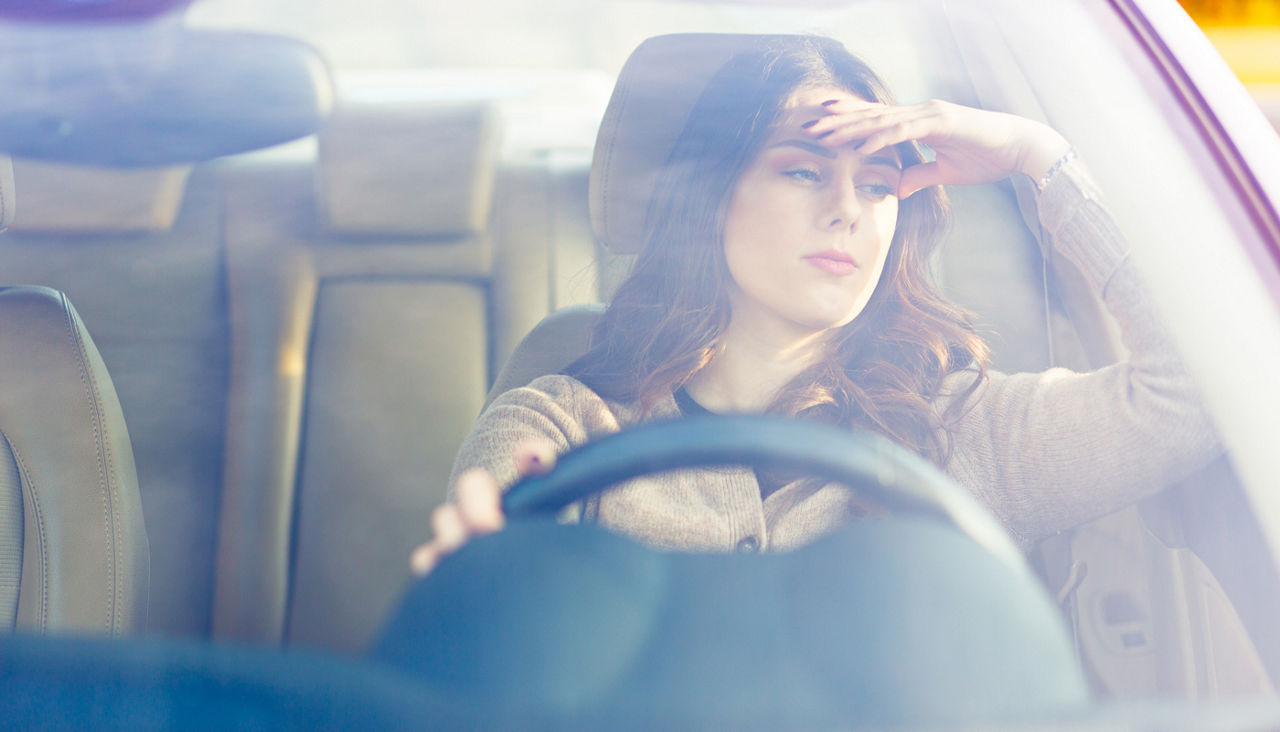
[7,440,48,632]
[61,294,117,634]
[599,61,631,245]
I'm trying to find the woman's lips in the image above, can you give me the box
[803,250,859,276]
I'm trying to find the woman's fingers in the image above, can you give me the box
[853,117,938,158]
[898,161,943,200]
[455,467,505,532]
[804,106,924,149]
[429,501,467,552]
[807,101,1074,184]
[411,467,509,576]
[409,542,443,576]
[409,503,465,576]
[804,101,1051,191]
[803,99,942,138]
[410,442,558,578]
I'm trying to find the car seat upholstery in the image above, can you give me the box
[485,302,601,408]
[0,285,149,635]
[213,94,503,652]
[208,66,607,654]
[0,150,149,633]
[0,161,231,638]
[7,160,190,233]
[0,28,332,638]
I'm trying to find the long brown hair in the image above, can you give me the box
[568,36,989,466]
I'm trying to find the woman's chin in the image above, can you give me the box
[785,308,865,336]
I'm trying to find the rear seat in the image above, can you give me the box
[0,62,606,650]
[211,75,609,653]
[0,159,228,639]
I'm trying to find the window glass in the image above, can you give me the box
[8,0,1280,702]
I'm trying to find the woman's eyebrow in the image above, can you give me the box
[769,140,903,171]
[768,139,838,159]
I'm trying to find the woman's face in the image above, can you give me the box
[722,85,901,342]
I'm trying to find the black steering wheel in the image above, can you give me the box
[377,415,1086,727]
[500,414,1023,567]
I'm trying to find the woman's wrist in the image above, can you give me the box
[1015,125,1073,182]
[1035,148,1077,191]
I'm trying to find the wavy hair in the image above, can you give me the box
[567,36,989,466]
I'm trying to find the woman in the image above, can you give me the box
[411,35,1218,573]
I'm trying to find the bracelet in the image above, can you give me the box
[1036,148,1077,191]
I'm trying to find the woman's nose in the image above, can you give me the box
[823,178,862,230]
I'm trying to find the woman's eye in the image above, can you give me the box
[858,184,895,201]
[783,168,821,183]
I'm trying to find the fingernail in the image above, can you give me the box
[800,119,818,129]
[821,99,839,107]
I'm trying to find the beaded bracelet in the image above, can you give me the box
[1036,148,1077,192]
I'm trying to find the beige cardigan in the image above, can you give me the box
[450,158,1220,553]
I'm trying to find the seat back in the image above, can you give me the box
[210,67,608,653]
[212,94,502,652]
[0,25,333,639]
[0,284,149,634]
[485,303,602,409]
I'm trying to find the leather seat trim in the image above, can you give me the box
[0,430,25,630]
[62,292,122,633]
[1,286,148,635]
[7,439,46,631]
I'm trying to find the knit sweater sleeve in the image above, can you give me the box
[944,157,1221,548]
[447,374,616,496]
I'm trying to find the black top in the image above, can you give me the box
[673,387,785,499]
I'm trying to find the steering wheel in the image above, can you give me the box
[379,414,1085,726]
[500,414,1023,567]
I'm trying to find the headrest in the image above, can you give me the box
[317,98,499,237]
[8,159,189,233]
[0,26,332,167]
[0,155,12,233]
[590,34,798,255]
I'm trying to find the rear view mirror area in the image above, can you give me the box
[0,0,191,22]
[0,23,332,167]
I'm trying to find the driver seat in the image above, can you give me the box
[0,156,149,635]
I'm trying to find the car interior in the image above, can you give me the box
[0,158,149,637]
[2,0,1280,726]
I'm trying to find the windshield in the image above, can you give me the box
[3,0,1280,720]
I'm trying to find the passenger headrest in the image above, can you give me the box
[590,34,797,255]
[0,155,12,233]
[316,96,499,237]
[8,159,189,233]
[0,25,333,167]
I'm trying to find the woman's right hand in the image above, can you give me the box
[409,440,556,576]
[802,97,1071,199]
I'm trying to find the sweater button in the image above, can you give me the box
[736,536,760,554]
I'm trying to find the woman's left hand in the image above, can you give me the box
[803,98,1071,199]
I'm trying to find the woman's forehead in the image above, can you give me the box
[783,85,868,110]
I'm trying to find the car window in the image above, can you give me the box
[3,0,1279,712]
